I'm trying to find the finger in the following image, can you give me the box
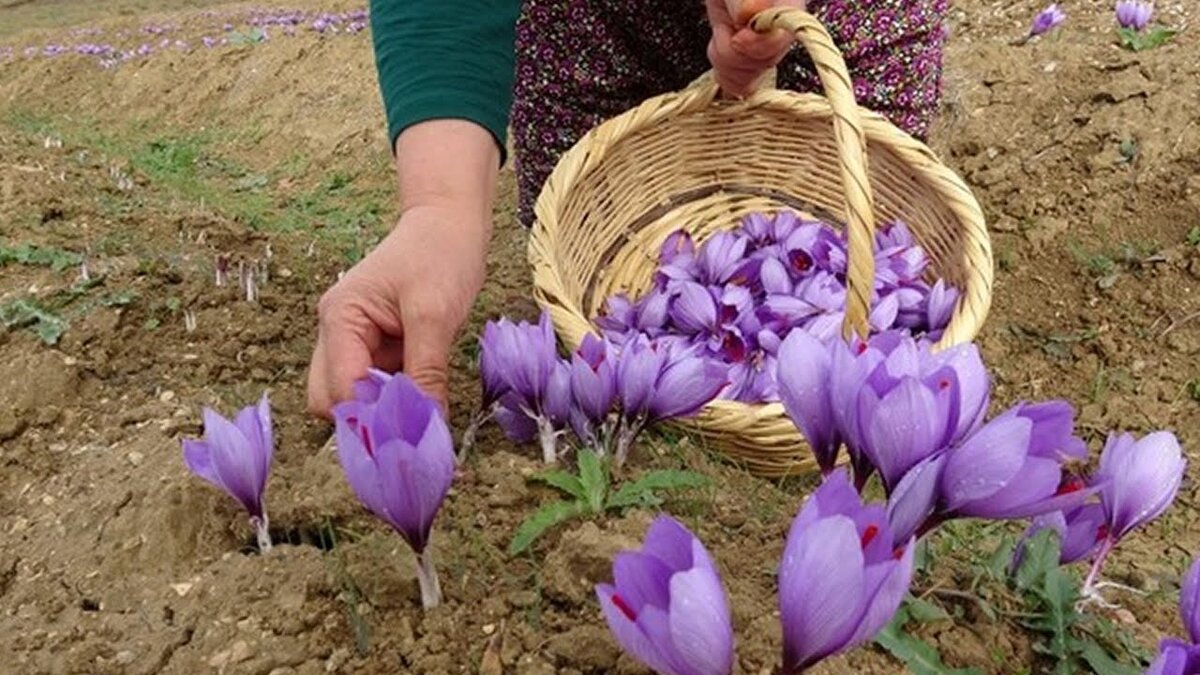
[371,336,407,373]
[401,315,453,416]
[306,334,334,419]
[730,26,793,62]
[709,22,770,97]
[319,310,378,412]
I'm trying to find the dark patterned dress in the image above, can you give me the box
[509,0,950,226]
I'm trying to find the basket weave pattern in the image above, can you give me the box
[528,9,993,477]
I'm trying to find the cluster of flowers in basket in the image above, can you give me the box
[178,208,1193,672]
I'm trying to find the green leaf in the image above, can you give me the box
[529,470,587,501]
[508,500,586,556]
[0,298,68,345]
[907,596,951,624]
[1014,528,1060,592]
[986,536,1017,581]
[875,607,983,675]
[607,470,710,509]
[1119,25,1178,51]
[1079,639,1142,675]
[1034,568,1079,670]
[576,449,608,513]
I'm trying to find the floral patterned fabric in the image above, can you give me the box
[510,0,950,226]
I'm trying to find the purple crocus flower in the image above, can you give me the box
[1096,431,1185,541]
[1029,4,1066,37]
[613,336,727,464]
[924,279,959,336]
[1144,556,1200,675]
[596,515,734,675]
[1081,431,1185,596]
[1115,0,1154,30]
[849,334,986,491]
[182,393,274,551]
[939,401,1094,520]
[1014,502,1107,568]
[776,329,842,474]
[697,231,748,285]
[885,453,946,542]
[332,370,456,608]
[569,334,618,447]
[478,312,566,462]
[779,468,915,673]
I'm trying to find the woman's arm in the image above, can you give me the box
[369,0,521,164]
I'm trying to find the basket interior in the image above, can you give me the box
[539,95,971,325]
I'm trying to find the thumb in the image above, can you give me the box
[728,0,804,25]
[402,319,453,416]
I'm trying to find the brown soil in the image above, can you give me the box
[0,1,1197,674]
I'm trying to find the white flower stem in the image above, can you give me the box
[1081,536,1116,597]
[251,514,272,553]
[416,547,442,609]
[613,417,645,468]
[537,417,558,464]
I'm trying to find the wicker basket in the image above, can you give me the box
[527,8,993,478]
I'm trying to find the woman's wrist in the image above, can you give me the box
[394,119,500,223]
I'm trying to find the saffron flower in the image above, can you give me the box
[1144,556,1200,675]
[780,469,915,672]
[1082,431,1185,598]
[776,329,842,474]
[596,515,734,675]
[939,401,1093,520]
[1029,4,1067,37]
[1115,0,1154,31]
[568,333,618,448]
[333,370,456,608]
[1015,503,1107,567]
[182,393,275,552]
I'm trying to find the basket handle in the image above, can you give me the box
[706,8,877,341]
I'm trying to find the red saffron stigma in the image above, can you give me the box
[1095,523,1110,543]
[856,342,869,355]
[938,378,951,390]
[1055,476,1085,495]
[893,546,906,560]
[611,593,637,621]
[860,524,880,549]
[359,426,373,457]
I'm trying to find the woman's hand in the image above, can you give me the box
[306,120,498,418]
[706,0,806,97]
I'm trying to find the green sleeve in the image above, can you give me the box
[368,0,520,164]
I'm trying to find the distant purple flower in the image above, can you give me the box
[924,279,959,335]
[776,329,842,474]
[1029,4,1066,37]
[779,469,915,672]
[1115,0,1154,31]
[939,401,1093,520]
[333,371,455,608]
[311,17,329,33]
[202,36,217,48]
[182,393,274,551]
[596,516,734,675]
[478,312,566,462]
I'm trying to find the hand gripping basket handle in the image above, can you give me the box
[713,8,878,341]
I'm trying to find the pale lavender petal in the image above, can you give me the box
[842,542,916,650]
[777,329,840,471]
[1182,556,1200,644]
[612,551,673,612]
[1099,431,1186,540]
[886,454,945,542]
[939,414,1032,511]
[667,563,735,675]
[202,407,265,516]
[780,515,866,670]
[596,585,676,675]
[859,378,944,489]
[182,439,220,486]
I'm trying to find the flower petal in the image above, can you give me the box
[202,407,264,516]
[596,584,676,675]
[780,514,866,670]
[777,329,839,471]
[886,454,945,542]
[668,564,735,675]
[939,413,1033,512]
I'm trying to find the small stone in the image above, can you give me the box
[115,650,135,665]
[229,640,253,663]
[325,647,350,672]
[1114,608,1137,624]
[169,582,193,597]
[127,451,144,467]
[0,410,27,442]
[41,495,55,506]
[208,650,231,668]
[483,623,496,636]
[159,390,176,403]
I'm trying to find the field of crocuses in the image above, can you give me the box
[1,1,1198,673]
